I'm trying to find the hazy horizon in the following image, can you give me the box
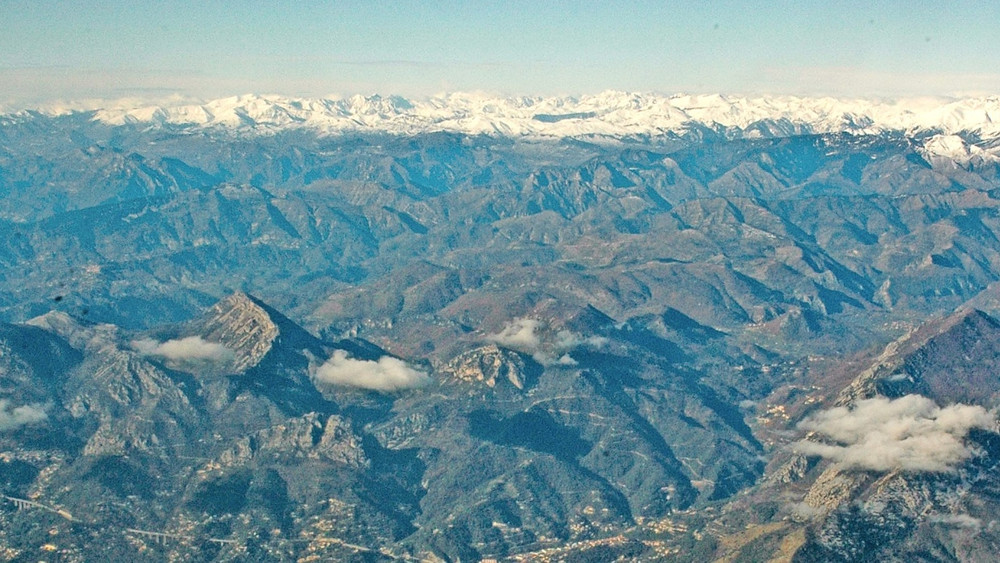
[3,1,999,107]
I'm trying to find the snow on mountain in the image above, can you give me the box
[28,91,1000,144]
[920,133,1000,164]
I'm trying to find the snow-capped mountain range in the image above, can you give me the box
[7,91,1000,160]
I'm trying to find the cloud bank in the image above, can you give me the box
[794,395,995,473]
[314,350,430,392]
[489,318,607,365]
[133,336,235,363]
[0,399,47,431]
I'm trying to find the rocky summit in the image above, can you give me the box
[2,98,1000,561]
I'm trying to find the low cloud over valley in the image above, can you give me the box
[489,318,607,366]
[314,350,430,391]
[0,399,47,431]
[794,395,995,473]
[133,336,235,363]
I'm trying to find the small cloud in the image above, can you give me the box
[489,318,606,365]
[314,350,430,392]
[0,399,47,431]
[556,354,578,366]
[553,329,608,351]
[786,501,826,521]
[491,318,545,354]
[133,336,234,363]
[794,395,994,473]
[928,514,982,529]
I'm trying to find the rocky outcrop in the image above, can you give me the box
[446,344,538,390]
[216,413,368,468]
[198,292,280,373]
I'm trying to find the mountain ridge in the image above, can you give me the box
[6,92,1000,152]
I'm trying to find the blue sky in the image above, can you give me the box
[2,1,999,104]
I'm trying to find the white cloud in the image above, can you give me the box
[0,399,47,431]
[554,329,608,352]
[133,336,235,363]
[489,318,607,365]
[786,501,826,521]
[794,395,995,473]
[491,318,544,354]
[314,350,430,392]
[556,354,578,366]
[928,514,982,529]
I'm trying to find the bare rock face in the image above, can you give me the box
[216,413,368,468]
[199,292,279,373]
[446,344,538,389]
[801,466,868,513]
[25,310,118,353]
[764,452,813,486]
[71,349,201,458]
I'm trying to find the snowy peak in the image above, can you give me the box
[53,91,1000,142]
[920,133,1000,164]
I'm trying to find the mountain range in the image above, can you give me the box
[8,92,1000,151]
[1,93,1000,561]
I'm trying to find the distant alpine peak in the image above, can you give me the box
[46,91,1000,141]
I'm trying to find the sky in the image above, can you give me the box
[2,1,999,106]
